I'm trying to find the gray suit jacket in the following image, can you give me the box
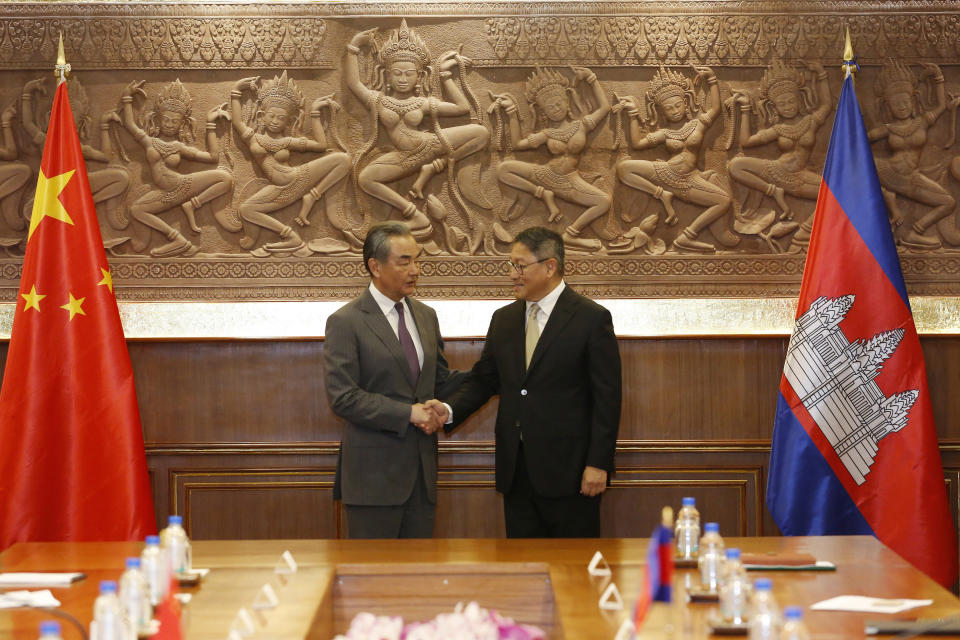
[324,288,461,506]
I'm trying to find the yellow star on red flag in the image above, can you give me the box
[20,285,45,312]
[28,168,75,241]
[60,293,86,321]
[97,267,113,293]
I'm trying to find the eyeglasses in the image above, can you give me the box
[507,258,550,275]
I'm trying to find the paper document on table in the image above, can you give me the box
[0,589,61,609]
[0,572,84,587]
[811,595,933,614]
[744,560,836,571]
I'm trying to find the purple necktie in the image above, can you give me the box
[395,301,420,382]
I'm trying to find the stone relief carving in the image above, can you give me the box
[615,66,737,254]
[230,72,351,257]
[0,3,957,299]
[869,60,960,251]
[117,79,234,257]
[728,60,832,253]
[0,102,31,244]
[346,20,489,255]
[490,65,611,253]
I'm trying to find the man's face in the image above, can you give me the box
[509,242,554,302]
[370,235,421,301]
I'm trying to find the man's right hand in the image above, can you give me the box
[410,403,442,435]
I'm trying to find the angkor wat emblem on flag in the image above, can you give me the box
[783,295,918,485]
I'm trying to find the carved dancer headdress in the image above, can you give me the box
[648,66,690,105]
[258,71,304,114]
[524,66,569,105]
[66,76,92,141]
[154,79,192,117]
[761,60,803,102]
[877,58,917,98]
[378,19,431,69]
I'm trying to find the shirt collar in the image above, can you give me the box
[527,280,565,317]
[369,282,405,316]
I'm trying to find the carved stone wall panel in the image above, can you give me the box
[1,3,960,300]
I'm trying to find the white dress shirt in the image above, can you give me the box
[526,280,566,335]
[368,282,424,369]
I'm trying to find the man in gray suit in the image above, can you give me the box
[324,222,461,538]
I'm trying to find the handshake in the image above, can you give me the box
[410,399,450,435]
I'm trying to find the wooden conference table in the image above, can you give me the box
[1,536,958,639]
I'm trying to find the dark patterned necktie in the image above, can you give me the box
[395,301,420,382]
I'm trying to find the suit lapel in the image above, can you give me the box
[503,300,527,380]
[408,298,435,395]
[526,286,578,377]
[358,289,415,388]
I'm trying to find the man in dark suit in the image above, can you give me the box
[324,222,460,538]
[431,226,622,537]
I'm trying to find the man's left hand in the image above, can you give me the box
[580,466,608,497]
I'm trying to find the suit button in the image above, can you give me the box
[520,389,527,396]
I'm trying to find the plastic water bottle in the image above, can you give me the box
[90,581,126,640]
[748,578,782,640]
[141,535,170,606]
[38,621,63,640]
[719,548,751,623]
[697,522,725,591]
[780,606,810,640]
[159,514,192,576]
[119,557,152,636]
[675,497,700,558]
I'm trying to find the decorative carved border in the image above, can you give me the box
[1,253,958,301]
[1,5,958,68]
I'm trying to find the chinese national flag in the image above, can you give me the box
[0,80,154,550]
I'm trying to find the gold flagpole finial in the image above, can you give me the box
[842,26,856,79]
[54,32,70,85]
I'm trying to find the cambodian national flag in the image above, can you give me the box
[767,71,957,588]
[634,521,673,628]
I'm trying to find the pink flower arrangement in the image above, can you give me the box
[334,602,547,640]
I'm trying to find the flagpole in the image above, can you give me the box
[842,26,856,80]
[54,32,70,85]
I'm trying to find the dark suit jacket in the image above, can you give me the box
[444,285,622,497]
[324,288,462,506]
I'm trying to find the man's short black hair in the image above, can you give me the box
[513,226,564,276]
[363,221,412,275]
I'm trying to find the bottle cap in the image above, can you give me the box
[784,606,803,620]
[704,522,719,533]
[725,548,741,560]
[99,580,118,593]
[682,497,695,507]
[125,557,142,569]
[754,577,772,591]
[168,515,183,526]
[145,535,160,545]
[39,621,61,635]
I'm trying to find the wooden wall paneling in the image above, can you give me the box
[600,465,762,538]
[5,335,960,540]
[171,467,339,540]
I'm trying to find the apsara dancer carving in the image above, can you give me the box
[231,71,351,256]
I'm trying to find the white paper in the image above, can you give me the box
[0,589,62,609]
[0,572,83,587]
[811,595,933,614]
